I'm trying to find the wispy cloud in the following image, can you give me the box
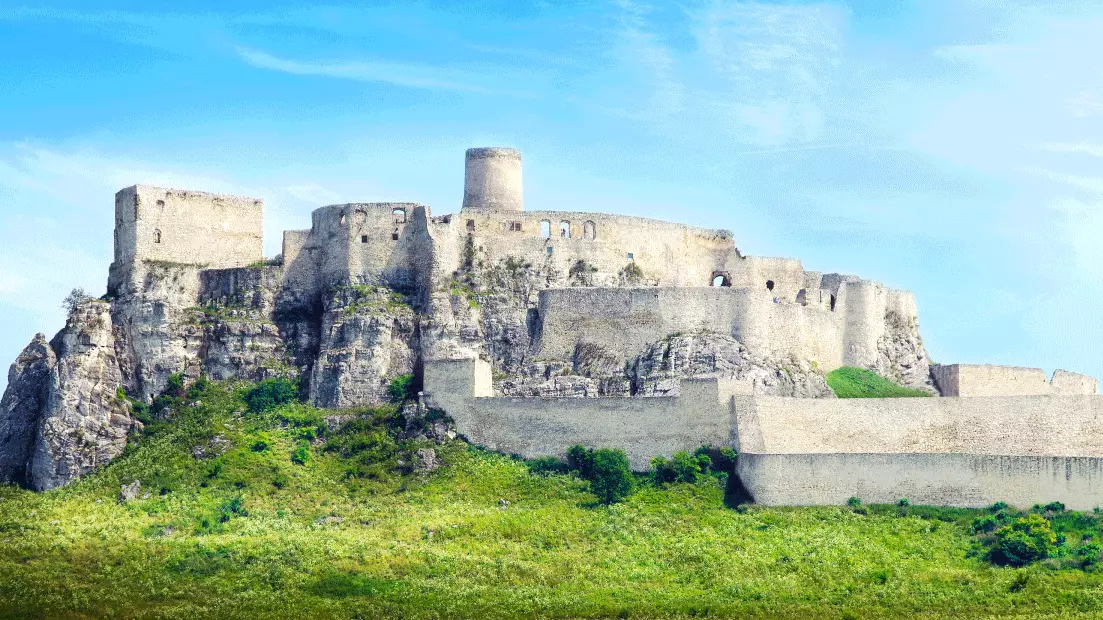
[284,183,341,205]
[1038,142,1103,157]
[236,47,528,96]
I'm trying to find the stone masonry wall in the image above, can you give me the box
[931,364,1100,397]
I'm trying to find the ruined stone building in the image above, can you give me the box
[2,147,1101,508]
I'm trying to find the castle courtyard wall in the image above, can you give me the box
[931,364,1100,397]
[739,453,1103,510]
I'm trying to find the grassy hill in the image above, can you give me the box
[1,379,1102,619]
[827,366,933,398]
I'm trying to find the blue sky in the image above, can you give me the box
[1,0,1102,392]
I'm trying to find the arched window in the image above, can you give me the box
[560,221,571,238]
[766,280,775,291]
[796,289,807,305]
[153,229,162,244]
[392,208,407,224]
[466,219,475,232]
[711,272,731,287]
[583,221,597,240]
[540,220,551,239]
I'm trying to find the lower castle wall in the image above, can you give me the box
[931,364,1100,397]
[739,453,1103,510]
[423,358,736,469]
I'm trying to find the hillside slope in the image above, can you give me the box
[1,380,1102,619]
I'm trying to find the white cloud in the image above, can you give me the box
[284,183,341,205]
[1038,142,1103,158]
[236,47,527,96]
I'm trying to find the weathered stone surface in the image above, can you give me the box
[119,480,141,503]
[309,286,417,409]
[28,301,135,491]
[0,334,57,485]
[874,310,936,394]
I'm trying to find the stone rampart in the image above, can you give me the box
[423,357,736,469]
[734,395,1103,456]
[739,453,1103,510]
[931,364,1099,397]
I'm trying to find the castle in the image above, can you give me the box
[3,147,1103,507]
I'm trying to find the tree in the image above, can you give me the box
[989,514,1058,567]
[588,448,634,505]
[62,288,90,314]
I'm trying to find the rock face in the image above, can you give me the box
[0,334,56,486]
[875,310,936,394]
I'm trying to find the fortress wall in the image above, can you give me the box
[739,453,1103,510]
[198,266,282,311]
[723,256,808,303]
[383,206,435,297]
[310,203,420,288]
[113,185,264,268]
[1053,370,1100,395]
[931,364,1100,397]
[534,286,849,368]
[734,395,1103,457]
[423,358,736,470]
[450,210,739,287]
[280,230,321,299]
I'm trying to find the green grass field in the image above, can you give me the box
[827,366,933,398]
[1,379,1101,619]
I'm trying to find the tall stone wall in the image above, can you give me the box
[931,364,1100,397]
[734,395,1103,456]
[739,453,1103,510]
[423,357,736,470]
[532,280,921,375]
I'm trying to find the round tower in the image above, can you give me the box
[462,147,523,212]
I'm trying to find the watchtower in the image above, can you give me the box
[461,147,523,212]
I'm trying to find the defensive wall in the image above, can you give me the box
[424,358,1103,508]
[423,357,737,470]
[532,280,918,372]
[931,364,1099,396]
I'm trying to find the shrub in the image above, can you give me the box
[694,445,737,473]
[972,514,1001,534]
[566,444,594,479]
[218,496,247,523]
[651,450,711,484]
[292,442,311,466]
[589,448,635,505]
[527,456,569,475]
[847,497,862,508]
[897,498,910,508]
[1043,501,1066,513]
[990,502,1010,512]
[245,378,300,413]
[620,262,644,283]
[989,514,1058,567]
[1078,541,1101,566]
[62,287,90,314]
[387,374,416,403]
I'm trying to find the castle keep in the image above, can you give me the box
[2,147,1101,507]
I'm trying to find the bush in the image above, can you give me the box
[897,498,910,508]
[245,378,300,413]
[651,450,711,484]
[387,374,417,403]
[566,445,594,479]
[694,445,737,474]
[292,442,311,466]
[1078,541,1101,566]
[589,449,635,505]
[526,456,569,475]
[989,514,1058,567]
[62,287,90,314]
[848,497,862,508]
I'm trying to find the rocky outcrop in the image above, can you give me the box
[0,334,56,485]
[498,333,834,399]
[309,286,417,408]
[875,310,936,394]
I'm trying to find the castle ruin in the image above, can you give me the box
[2,147,1102,507]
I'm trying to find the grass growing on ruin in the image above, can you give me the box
[4,380,1103,619]
[827,366,932,398]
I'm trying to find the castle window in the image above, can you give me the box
[392,208,407,224]
[361,235,369,243]
[712,272,731,287]
[466,219,475,232]
[796,289,808,305]
[583,220,596,240]
[560,221,571,238]
[509,221,522,232]
[153,229,162,244]
[156,199,165,208]
[540,220,551,239]
[627,252,634,260]
[830,294,837,312]
[766,280,775,291]
[546,247,553,254]
[340,213,346,226]
[392,230,399,241]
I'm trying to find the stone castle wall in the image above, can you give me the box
[931,364,1099,397]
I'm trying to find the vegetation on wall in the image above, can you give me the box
[826,366,932,398]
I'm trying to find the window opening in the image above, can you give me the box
[766,280,775,291]
[466,219,475,232]
[583,220,596,240]
[540,220,551,238]
[392,208,407,224]
[560,221,571,238]
[153,229,162,244]
[361,235,369,243]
